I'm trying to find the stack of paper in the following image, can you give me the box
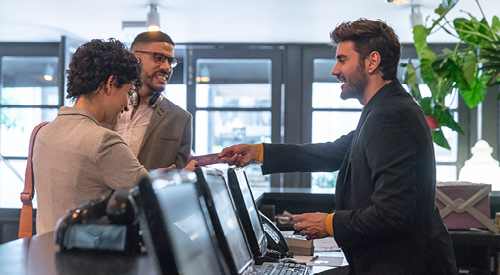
[283,234,314,256]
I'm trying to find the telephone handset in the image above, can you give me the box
[259,211,292,258]
[55,188,141,252]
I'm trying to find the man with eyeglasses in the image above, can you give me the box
[113,31,192,170]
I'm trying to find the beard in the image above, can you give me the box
[142,70,168,94]
[340,62,368,101]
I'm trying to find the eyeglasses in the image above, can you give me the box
[134,51,178,68]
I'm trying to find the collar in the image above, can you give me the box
[58,106,101,126]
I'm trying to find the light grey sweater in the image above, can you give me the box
[33,107,148,235]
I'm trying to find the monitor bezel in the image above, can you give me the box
[136,169,229,275]
[194,167,254,275]
[227,167,268,257]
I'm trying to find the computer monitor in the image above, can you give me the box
[136,169,230,275]
[194,167,254,275]
[227,167,268,257]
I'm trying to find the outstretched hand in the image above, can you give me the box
[183,160,198,171]
[218,143,260,167]
[293,213,330,240]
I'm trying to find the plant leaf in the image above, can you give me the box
[431,129,451,150]
[413,25,428,58]
[459,73,490,108]
[433,105,464,134]
[403,60,422,102]
[432,58,471,92]
[431,0,460,31]
[420,97,433,116]
[462,50,477,85]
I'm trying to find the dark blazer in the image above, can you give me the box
[262,81,457,275]
[137,97,192,170]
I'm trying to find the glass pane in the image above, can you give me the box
[195,111,271,155]
[313,59,336,83]
[1,56,59,105]
[164,84,187,110]
[0,108,58,157]
[312,111,361,143]
[197,83,271,108]
[313,59,363,109]
[0,159,33,208]
[195,59,272,108]
[312,83,364,109]
[436,165,458,182]
[1,86,59,106]
[312,171,339,189]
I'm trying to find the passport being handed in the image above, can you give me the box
[187,153,222,167]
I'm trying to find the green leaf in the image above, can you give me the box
[420,97,433,116]
[462,50,477,85]
[432,58,470,92]
[430,0,460,31]
[413,25,428,58]
[431,129,451,150]
[433,105,464,134]
[403,60,422,102]
[459,73,490,108]
[491,16,500,36]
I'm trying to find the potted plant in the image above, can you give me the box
[404,0,500,149]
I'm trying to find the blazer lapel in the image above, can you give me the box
[140,99,169,151]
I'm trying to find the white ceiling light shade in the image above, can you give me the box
[387,0,413,4]
[122,4,160,31]
[147,4,160,31]
[43,64,54,81]
[410,5,423,28]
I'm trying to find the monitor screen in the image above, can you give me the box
[195,168,254,274]
[228,168,268,256]
[138,170,228,275]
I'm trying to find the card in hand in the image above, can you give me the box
[187,153,221,167]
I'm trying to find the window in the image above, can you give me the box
[186,46,283,187]
[0,54,60,208]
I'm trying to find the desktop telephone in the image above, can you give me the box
[55,188,141,253]
[259,212,292,258]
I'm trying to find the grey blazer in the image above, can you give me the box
[137,97,192,170]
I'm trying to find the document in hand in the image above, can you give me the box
[187,153,221,167]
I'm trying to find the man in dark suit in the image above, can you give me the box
[219,19,457,275]
[114,31,192,170]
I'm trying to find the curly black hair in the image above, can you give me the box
[66,38,142,100]
[330,19,401,81]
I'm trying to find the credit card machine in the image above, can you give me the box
[55,188,141,253]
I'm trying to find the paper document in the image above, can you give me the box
[313,237,341,252]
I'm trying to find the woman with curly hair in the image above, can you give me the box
[31,39,191,235]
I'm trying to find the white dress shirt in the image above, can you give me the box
[115,104,154,157]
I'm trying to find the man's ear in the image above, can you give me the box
[366,51,381,74]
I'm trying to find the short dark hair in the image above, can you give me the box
[130,31,174,51]
[330,19,401,81]
[66,38,142,100]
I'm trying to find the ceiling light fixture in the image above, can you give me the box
[122,4,160,31]
[387,0,413,4]
[147,4,160,31]
[43,64,54,82]
[410,5,423,28]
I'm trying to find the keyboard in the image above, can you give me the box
[256,262,309,275]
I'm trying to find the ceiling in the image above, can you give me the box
[0,0,498,44]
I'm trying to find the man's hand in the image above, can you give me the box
[293,213,330,240]
[218,144,260,167]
